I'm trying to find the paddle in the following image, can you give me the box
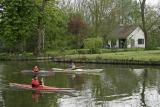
[75,66,85,69]
[41,77,44,86]
[40,89,78,97]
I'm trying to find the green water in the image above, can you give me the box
[0,61,160,107]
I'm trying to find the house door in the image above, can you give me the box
[119,39,126,48]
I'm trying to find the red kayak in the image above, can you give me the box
[9,83,72,91]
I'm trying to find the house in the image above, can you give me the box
[109,25,145,48]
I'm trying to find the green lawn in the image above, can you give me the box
[64,50,160,61]
[1,49,160,62]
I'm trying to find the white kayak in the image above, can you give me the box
[21,70,54,76]
[52,68,103,73]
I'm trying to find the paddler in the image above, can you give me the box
[68,62,76,70]
[31,75,42,88]
[32,65,40,72]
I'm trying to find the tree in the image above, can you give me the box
[68,13,87,48]
[1,0,37,53]
[139,0,148,49]
[34,0,46,56]
[44,1,67,49]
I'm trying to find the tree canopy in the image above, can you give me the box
[0,0,160,55]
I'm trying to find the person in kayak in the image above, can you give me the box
[31,76,42,88]
[32,65,40,72]
[68,62,76,69]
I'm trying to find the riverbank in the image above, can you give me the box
[52,50,160,65]
[0,53,52,61]
[1,50,160,65]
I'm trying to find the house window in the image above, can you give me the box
[138,39,144,44]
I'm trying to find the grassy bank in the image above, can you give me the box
[62,50,160,62]
[1,49,160,62]
[0,53,51,61]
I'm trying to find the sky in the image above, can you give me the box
[147,0,160,4]
[144,0,160,6]
[67,0,160,7]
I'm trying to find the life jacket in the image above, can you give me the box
[31,79,40,88]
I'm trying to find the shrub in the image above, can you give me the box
[84,37,103,54]
[77,49,90,54]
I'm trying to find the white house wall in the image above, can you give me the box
[116,40,119,48]
[127,27,145,48]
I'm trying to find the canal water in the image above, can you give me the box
[0,61,160,107]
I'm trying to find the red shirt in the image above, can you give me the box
[31,79,40,88]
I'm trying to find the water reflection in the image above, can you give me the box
[132,69,144,77]
[1,62,160,107]
[32,91,42,102]
[57,67,160,107]
[140,69,147,107]
[0,64,5,107]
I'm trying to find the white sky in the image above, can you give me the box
[64,0,160,8]
[145,0,160,6]
[67,0,160,6]
[147,0,159,4]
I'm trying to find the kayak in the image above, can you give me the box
[9,83,72,91]
[21,70,54,77]
[52,68,103,73]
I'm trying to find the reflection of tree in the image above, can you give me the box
[91,67,139,101]
[4,91,58,107]
[68,74,85,90]
[157,70,160,94]
[140,69,148,107]
[0,91,5,107]
[0,64,5,107]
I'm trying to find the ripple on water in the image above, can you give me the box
[0,65,4,106]
[0,89,5,107]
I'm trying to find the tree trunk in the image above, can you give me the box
[95,0,99,37]
[36,17,45,55]
[140,0,148,49]
[34,0,46,56]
